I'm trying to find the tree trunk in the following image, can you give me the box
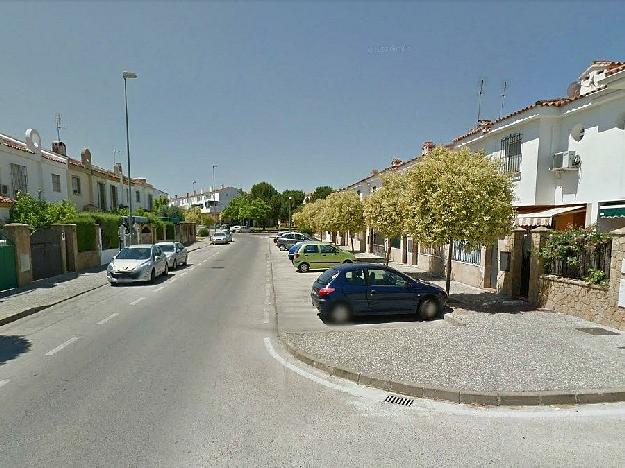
[385,241,391,265]
[446,240,453,294]
[350,234,354,253]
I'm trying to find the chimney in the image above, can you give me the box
[52,141,66,156]
[80,148,92,166]
[421,141,435,155]
[113,162,123,176]
[391,157,403,167]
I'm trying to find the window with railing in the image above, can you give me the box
[500,133,522,176]
[10,163,28,197]
[451,241,481,265]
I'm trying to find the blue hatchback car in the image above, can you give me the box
[288,241,304,262]
[311,263,447,323]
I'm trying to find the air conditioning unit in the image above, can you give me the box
[552,151,581,170]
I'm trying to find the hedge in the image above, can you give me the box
[165,222,175,240]
[89,212,122,250]
[70,215,97,252]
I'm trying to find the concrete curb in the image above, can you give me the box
[278,335,625,407]
[0,283,107,327]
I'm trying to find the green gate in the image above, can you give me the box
[0,242,17,290]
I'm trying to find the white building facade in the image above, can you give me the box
[170,186,239,215]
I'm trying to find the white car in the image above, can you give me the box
[156,241,188,269]
[231,225,242,233]
[211,231,230,245]
[107,244,168,284]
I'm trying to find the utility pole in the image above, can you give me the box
[499,81,508,119]
[123,70,138,245]
[476,78,485,123]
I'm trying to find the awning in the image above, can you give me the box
[516,206,585,228]
[599,204,625,218]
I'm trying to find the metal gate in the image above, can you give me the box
[0,242,17,290]
[520,233,531,297]
[30,229,63,281]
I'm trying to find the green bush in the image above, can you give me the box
[90,212,122,250]
[9,193,77,230]
[198,227,209,237]
[70,215,97,252]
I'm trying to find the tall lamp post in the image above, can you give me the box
[288,196,293,229]
[123,70,138,244]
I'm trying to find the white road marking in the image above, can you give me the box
[0,379,10,389]
[154,286,165,293]
[130,297,145,306]
[97,313,119,325]
[45,336,79,356]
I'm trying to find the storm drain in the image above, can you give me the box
[576,327,619,336]
[384,394,414,406]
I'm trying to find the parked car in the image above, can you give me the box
[276,232,315,251]
[292,242,355,272]
[156,241,188,269]
[231,225,242,233]
[211,231,230,245]
[311,263,447,323]
[288,241,305,262]
[273,231,288,243]
[107,244,168,284]
[239,226,251,233]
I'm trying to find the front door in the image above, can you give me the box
[318,243,339,268]
[300,244,321,269]
[365,267,416,314]
[342,268,368,314]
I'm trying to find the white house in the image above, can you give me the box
[170,186,239,215]
[452,60,625,231]
[0,133,69,213]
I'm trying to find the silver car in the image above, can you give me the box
[211,231,229,245]
[156,241,188,269]
[107,244,168,284]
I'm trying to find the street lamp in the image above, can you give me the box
[288,196,293,229]
[123,70,138,245]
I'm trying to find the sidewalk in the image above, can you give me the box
[0,238,209,327]
[270,240,625,405]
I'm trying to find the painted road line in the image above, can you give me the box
[130,297,145,306]
[97,313,119,325]
[45,336,79,356]
[154,286,165,293]
[0,379,10,389]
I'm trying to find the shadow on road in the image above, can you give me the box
[0,335,31,365]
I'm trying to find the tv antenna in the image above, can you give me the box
[499,80,508,119]
[55,113,64,141]
[476,79,485,122]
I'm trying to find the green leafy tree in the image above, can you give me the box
[250,182,278,202]
[9,193,77,230]
[293,199,329,237]
[279,189,306,225]
[309,186,333,202]
[363,172,406,264]
[222,194,250,223]
[249,198,272,228]
[324,191,364,252]
[183,206,203,225]
[403,147,514,293]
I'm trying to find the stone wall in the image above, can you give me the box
[76,251,100,272]
[537,275,617,328]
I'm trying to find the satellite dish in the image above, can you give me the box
[566,81,581,99]
[25,128,42,154]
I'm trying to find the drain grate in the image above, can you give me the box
[384,394,414,406]
[576,327,619,336]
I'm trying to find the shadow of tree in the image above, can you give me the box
[0,335,31,365]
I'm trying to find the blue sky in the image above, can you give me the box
[2,1,625,196]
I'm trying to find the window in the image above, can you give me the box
[136,190,141,203]
[51,174,61,193]
[303,244,319,254]
[366,268,407,287]
[500,133,522,175]
[72,176,81,195]
[345,269,366,285]
[110,185,118,209]
[147,194,153,211]
[98,182,107,210]
[452,241,481,265]
[10,163,28,197]
[319,244,336,254]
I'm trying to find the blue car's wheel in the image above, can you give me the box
[330,302,351,324]
[418,296,440,320]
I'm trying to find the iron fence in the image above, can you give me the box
[451,241,481,265]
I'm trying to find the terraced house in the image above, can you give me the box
[341,60,625,294]
[0,131,167,220]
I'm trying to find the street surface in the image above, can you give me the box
[1,235,625,466]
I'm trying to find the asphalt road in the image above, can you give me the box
[1,234,625,466]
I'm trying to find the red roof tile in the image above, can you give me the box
[0,195,15,205]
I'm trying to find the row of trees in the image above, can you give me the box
[220,183,334,227]
[293,147,515,292]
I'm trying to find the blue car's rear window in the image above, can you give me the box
[316,269,339,285]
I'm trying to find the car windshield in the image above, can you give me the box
[116,247,151,260]
[159,244,174,252]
